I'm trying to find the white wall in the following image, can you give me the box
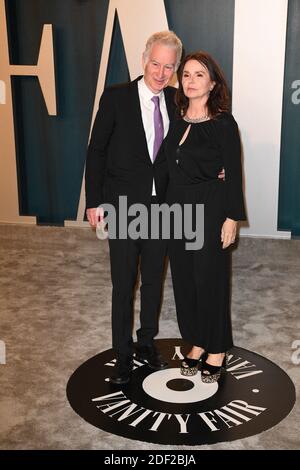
[232,0,290,238]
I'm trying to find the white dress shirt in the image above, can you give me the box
[138,77,170,195]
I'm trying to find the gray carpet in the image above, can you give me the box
[0,224,299,450]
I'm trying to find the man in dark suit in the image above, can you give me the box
[85,31,182,384]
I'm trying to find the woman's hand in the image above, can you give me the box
[221,218,237,249]
[86,207,104,227]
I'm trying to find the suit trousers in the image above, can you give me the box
[108,197,167,358]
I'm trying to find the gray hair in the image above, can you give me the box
[143,31,182,71]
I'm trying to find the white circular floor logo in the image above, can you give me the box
[66,339,295,445]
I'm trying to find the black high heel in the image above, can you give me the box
[201,352,229,383]
[180,351,206,377]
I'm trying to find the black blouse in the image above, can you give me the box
[165,112,246,221]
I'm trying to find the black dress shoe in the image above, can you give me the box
[109,357,133,385]
[135,344,168,370]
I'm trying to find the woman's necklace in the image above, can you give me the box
[183,113,209,124]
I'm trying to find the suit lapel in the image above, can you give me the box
[164,86,176,123]
[129,77,152,163]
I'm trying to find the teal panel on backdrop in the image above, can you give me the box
[164,0,235,89]
[105,11,130,87]
[6,0,109,225]
[278,0,300,237]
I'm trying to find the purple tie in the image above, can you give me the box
[151,95,164,161]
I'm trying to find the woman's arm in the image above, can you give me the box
[219,115,246,248]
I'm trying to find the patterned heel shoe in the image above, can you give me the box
[180,357,200,376]
[201,352,229,384]
[180,351,206,376]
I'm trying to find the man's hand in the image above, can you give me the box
[86,207,104,227]
[218,168,225,180]
[221,218,237,249]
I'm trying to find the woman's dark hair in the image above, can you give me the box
[175,51,231,118]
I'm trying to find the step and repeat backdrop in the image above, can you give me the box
[0,0,299,237]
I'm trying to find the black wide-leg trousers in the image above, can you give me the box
[168,180,234,353]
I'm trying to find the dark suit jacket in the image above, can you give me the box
[85,76,176,209]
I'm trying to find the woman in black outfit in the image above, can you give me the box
[165,51,246,383]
